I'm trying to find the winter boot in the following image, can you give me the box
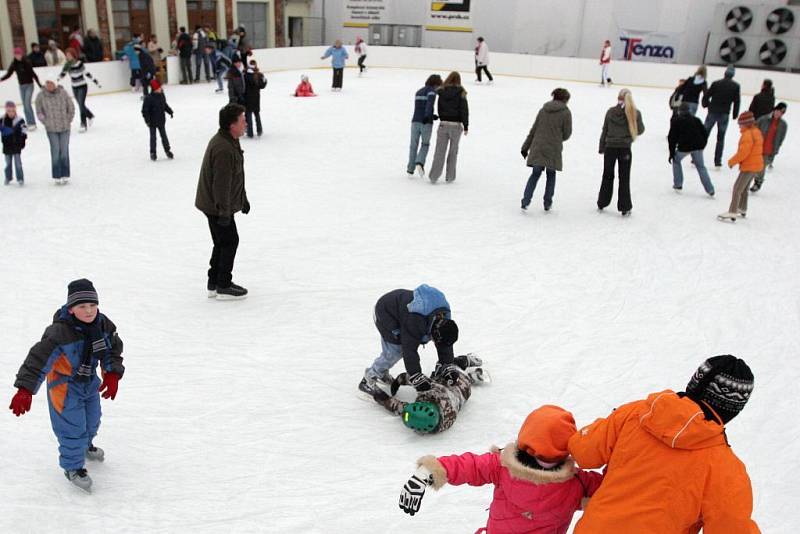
[454,353,483,370]
[358,374,379,396]
[65,468,93,492]
[85,445,105,462]
[216,283,248,300]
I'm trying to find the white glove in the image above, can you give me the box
[399,465,433,516]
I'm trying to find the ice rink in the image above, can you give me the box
[1,66,797,532]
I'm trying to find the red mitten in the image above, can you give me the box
[9,388,33,416]
[99,372,121,400]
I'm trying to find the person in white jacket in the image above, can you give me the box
[475,37,493,84]
[45,41,67,66]
[355,37,368,76]
[600,40,612,87]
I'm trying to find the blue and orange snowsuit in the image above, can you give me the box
[14,307,124,470]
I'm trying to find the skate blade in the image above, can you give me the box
[467,367,492,385]
[207,290,217,298]
[215,293,248,301]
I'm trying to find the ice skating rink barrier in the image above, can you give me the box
[3,46,799,106]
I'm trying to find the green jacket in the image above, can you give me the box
[756,113,787,156]
[521,100,572,171]
[599,104,645,151]
[195,129,248,217]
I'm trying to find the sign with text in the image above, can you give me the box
[428,0,472,32]
[618,29,680,63]
[345,0,390,26]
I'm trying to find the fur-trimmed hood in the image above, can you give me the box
[499,443,577,485]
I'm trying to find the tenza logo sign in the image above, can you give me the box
[620,37,675,60]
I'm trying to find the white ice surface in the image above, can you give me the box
[0,68,798,533]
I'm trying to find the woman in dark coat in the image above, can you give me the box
[520,88,572,211]
[83,30,104,62]
[244,60,267,138]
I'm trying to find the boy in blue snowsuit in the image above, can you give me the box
[9,279,124,492]
[359,284,459,395]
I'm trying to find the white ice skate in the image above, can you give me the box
[65,468,92,492]
[27,124,37,132]
[415,164,425,179]
[466,366,492,385]
[79,125,87,133]
[85,445,105,462]
[717,212,737,222]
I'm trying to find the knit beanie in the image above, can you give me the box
[737,111,755,127]
[686,355,754,424]
[517,405,577,463]
[67,279,99,308]
[724,65,735,78]
[431,317,458,346]
[150,79,161,91]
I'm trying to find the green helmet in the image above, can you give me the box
[402,402,440,433]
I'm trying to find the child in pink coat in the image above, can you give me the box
[293,74,316,97]
[399,405,603,533]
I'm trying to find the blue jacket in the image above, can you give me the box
[209,49,232,73]
[323,46,349,69]
[14,307,125,393]
[123,41,141,70]
[412,85,438,124]
[374,285,454,375]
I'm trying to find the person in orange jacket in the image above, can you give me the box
[568,355,759,534]
[719,111,764,221]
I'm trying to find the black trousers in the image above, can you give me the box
[206,214,239,288]
[72,85,94,127]
[597,147,633,212]
[475,65,493,82]
[246,110,262,137]
[358,55,366,72]
[180,57,192,83]
[332,67,344,88]
[149,125,170,155]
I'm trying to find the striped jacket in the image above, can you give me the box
[59,59,99,88]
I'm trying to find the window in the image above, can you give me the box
[113,0,152,51]
[34,0,82,49]
[187,0,217,33]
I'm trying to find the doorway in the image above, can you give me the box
[238,2,269,49]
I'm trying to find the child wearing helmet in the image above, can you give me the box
[399,405,604,532]
[370,353,486,434]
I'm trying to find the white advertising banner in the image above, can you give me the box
[344,0,392,27]
[618,29,680,63]
[427,0,472,32]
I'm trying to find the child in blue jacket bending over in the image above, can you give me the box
[9,279,124,492]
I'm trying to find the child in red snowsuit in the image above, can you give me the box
[399,405,603,533]
[294,74,316,97]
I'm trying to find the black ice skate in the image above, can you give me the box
[150,153,157,161]
[216,283,248,300]
[166,150,174,159]
[65,468,93,492]
[85,445,105,462]
[454,353,483,370]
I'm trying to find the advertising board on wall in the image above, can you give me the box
[618,29,680,63]
[427,0,472,32]
[344,0,392,28]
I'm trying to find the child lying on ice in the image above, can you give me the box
[399,405,603,533]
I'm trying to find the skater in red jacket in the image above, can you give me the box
[293,74,316,97]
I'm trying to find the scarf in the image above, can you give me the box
[59,306,109,382]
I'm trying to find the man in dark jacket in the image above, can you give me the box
[28,43,47,67]
[749,79,775,120]
[407,74,442,177]
[141,80,174,161]
[668,103,714,196]
[359,285,459,396]
[195,104,250,299]
[227,58,246,105]
[751,102,788,192]
[0,47,42,130]
[702,65,740,168]
[244,61,267,138]
[83,30,104,62]
[176,27,193,84]
[136,46,157,96]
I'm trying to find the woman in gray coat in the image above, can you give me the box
[520,88,572,211]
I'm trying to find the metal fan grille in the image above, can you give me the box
[759,39,787,65]
[720,37,747,63]
[726,6,754,33]
[766,8,794,35]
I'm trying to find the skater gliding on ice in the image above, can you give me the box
[474,37,493,84]
[59,48,101,132]
[703,65,740,169]
[141,79,174,161]
[9,279,124,492]
[428,72,469,183]
[719,111,763,222]
[667,102,714,196]
[2,101,27,186]
[568,355,759,532]
[399,404,603,531]
[355,37,368,75]
[599,40,612,86]
[407,74,442,178]
[321,40,348,91]
[359,285,459,396]
[750,103,787,193]
[677,65,707,116]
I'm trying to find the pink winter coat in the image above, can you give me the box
[420,443,603,534]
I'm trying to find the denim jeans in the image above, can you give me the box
[407,122,433,173]
[72,85,94,127]
[4,153,23,182]
[19,84,36,126]
[522,166,557,208]
[216,67,227,91]
[195,50,211,81]
[673,150,714,194]
[366,338,403,380]
[704,112,729,167]
[47,131,70,179]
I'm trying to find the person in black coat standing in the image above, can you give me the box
[141,80,173,161]
[243,60,266,138]
[702,65,740,169]
[0,47,42,131]
[227,58,246,106]
[678,65,707,116]
[28,43,47,68]
[749,79,775,120]
[136,46,157,96]
[176,27,194,84]
[668,103,714,196]
[83,30,104,62]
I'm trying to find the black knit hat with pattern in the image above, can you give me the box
[686,355,753,424]
[66,279,99,308]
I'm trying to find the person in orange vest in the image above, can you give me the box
[568,355,759,533]
[719,111,764,221]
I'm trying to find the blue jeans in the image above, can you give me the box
[704,112,729,167]
[20,83,36,126]
[366,338,403,380]
[47,375,102,470]
[407,122,433,173]
[685,102,698,116]
[216,67,227,91]
[522,166,556,208]
[47,131,71,179]
[673,150,714,194]
[4,153,23,182]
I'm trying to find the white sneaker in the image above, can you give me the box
[415,164,425,179]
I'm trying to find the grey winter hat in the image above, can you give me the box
[725,65,735,78]
[686,355,753,424]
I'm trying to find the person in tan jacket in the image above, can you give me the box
[568,355,759,534]
[719,111,764,221]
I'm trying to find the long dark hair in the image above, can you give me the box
[425,74,443,88]
[443,71,461,87]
